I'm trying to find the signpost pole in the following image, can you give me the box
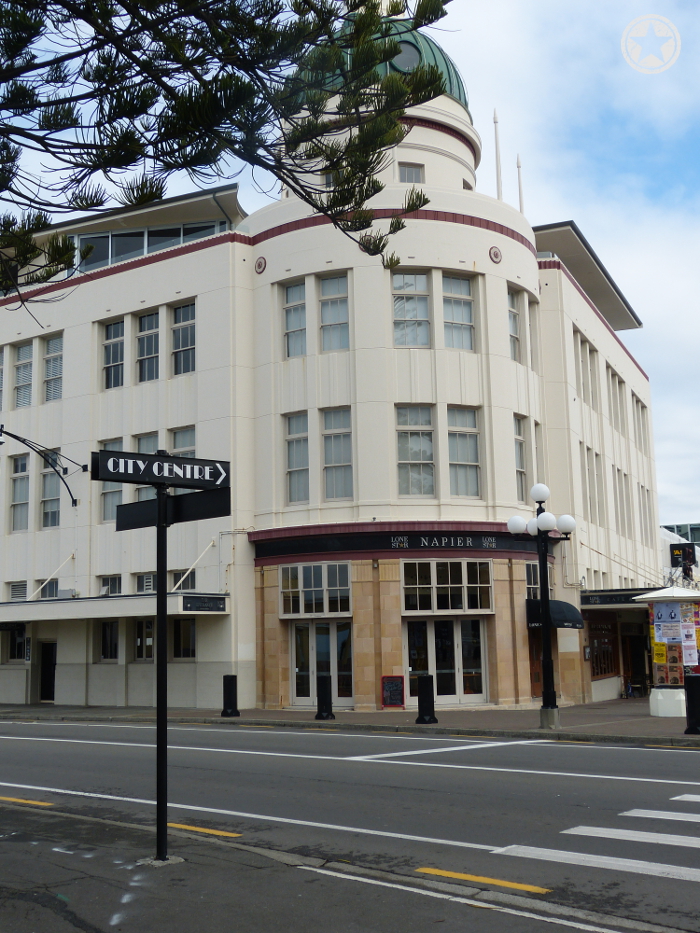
[155,483,169,861]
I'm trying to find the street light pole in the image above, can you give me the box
[507,484,576,732]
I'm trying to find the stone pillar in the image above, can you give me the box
[260,565,287,709]
[351,561,376,710]
[378,560,403,683]
[489,560,532,706]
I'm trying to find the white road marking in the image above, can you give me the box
[621,809,700,824]
[366,759,700,787]
[563,826,700,848]
[348,739,543,760]
[296,867,638,932]
[671,794,700,802]
[0,781,495,851]
[495,845,700,883]
[3,733,700,787]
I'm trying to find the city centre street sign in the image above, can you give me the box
[91,450,230,490]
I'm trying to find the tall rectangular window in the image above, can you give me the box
[287,413,309,503]
[399,163,424,183]
[403,560,491,611]
[173,303,195,374]
[171,426,195,495]
[39,579,58,599]
[443,276,474,349]
[607,366,626,434]
[284,283,306,358]
[137,312,159,382]
[136,434,158,500]
[323,408,352,499]
[393,273,429,347]
[15,342,32,407]
[102,439,122,521]
[514,415,527,502]
[44,335,63,401]
[101,620,119,660]
[104,320,124,389]
[135,620,153,660]
[9,626,25,660]
[448,408,479,497]
[508,291,520,362]
[0,346,5,409]
[320,276,349,351]
[397,406,434,496]
[41,452,60,528]
[11,455,29,531]
[174,619,196,658]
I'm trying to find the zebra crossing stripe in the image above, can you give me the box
[621,809,700,824]
[493,845,700,883]
[562,826,700,848]
[671,794,700,803]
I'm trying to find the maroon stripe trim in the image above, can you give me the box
[3,209,535,306]
[401,116,478,160]
[248,520,509,542]
[538,259,648,381]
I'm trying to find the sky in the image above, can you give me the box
[233,2,700,524]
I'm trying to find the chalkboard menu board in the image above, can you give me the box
[382,675,405,708]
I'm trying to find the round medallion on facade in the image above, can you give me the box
[489,246,502,264]
[254,257,267,274]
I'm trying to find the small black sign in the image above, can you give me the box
[381,675,405,708]
[182,595,227,613]
[0,622,24,632]
[91,450,230,490]
[116,487,231,531]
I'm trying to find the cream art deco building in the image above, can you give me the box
[0,23,663,711]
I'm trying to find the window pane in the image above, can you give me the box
[80,235,109,271]
[148,228,181,253]
[111,231,145,262]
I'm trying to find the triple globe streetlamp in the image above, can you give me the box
[507,484,576,730]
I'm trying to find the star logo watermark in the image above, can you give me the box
[621,14,681,73]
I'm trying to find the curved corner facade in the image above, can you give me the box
[0,82,661,712]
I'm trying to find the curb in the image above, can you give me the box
[1,712,698,748]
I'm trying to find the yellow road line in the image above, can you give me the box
[0,795,53,807]
[416,867,551,894]
[237,724,273,729]
[167,823,242,838]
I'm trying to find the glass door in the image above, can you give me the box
[292,621,353,707]
[405,619,485,705]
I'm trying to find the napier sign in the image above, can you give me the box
[91,450,230,490]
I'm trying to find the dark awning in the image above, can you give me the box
[526,599,584,630]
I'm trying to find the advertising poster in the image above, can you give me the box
[653,643,667,664]
[653,663,669,684]
[653,602,681,623]
[668,664,684,685]
[666,645,682,665]
[682,643,699,665]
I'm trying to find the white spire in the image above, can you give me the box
[517,154,525,214]
[493,110,502,201]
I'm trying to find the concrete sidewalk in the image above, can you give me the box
[0,697,697,747]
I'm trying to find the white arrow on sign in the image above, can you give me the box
[217,463,227,485]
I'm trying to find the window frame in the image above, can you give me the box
[280,562,351,617]
[401,559,493,613]
[284,281,306,359]
[101,439,123,521]
[443,275,474,351]
[11,454,29,531]
[40,451,61,528]
[508,290,521,362]
[286,412,309,504]
[173,618,196,659]
[100,620,119,661]
[137,311,159,383]
[320,275,349,352]
[397,405,434,497]
[172,302,195,375]
[43,335,63,402]
[398,162,425,184]
[14,342,33,408]
[514,415,527,503]
[447,407,480,498]
[135,619,154,661]
[392,272,430,348]
[103,320,125,390]
[322,408,353,501]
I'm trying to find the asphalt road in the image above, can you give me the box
[1,721,700,932]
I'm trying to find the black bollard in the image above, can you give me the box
[315,674,335,720]
[415,674,438,724]
[684,675,700,735]
[221,674,240,717]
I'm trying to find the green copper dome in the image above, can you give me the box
[377,19,470,117]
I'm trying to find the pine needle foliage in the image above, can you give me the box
[0,1,450,290]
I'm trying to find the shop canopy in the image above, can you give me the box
[526,599,584,629]
[631,587,700,603]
